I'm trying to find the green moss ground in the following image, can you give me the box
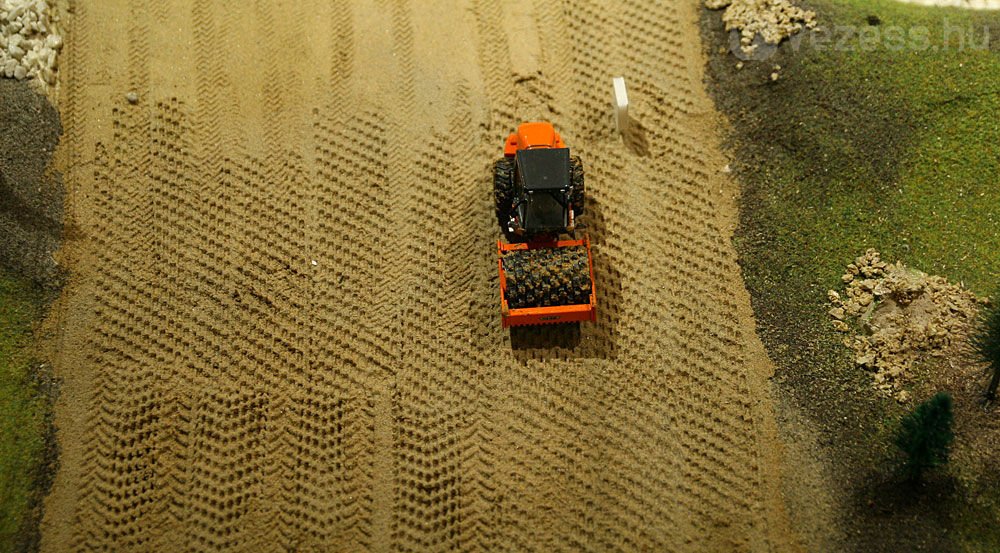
[0,274,49,551]
[729,1,999,301]
[704,1,1000,550]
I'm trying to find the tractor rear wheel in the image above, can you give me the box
[570,155,585,217]
[494,157,515,232]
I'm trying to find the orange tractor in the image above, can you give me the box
[494,122,597,328]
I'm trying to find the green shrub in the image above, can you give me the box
[895,392,954,481]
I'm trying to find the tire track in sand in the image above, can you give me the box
[42,0,798,551]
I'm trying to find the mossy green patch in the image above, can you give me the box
[734,1,999,300]
[0,273,48,550]
[704,0,1000,550]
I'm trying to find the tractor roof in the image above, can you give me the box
[516,148,570,191]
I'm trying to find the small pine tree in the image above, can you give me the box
[972,302,1000,401]
[894,392,954,481]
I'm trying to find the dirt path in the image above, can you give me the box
[41,0,797,550]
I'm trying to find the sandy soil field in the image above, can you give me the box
[40,0,796,550]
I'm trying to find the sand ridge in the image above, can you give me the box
[41,0,798,551]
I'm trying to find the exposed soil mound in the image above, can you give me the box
[829,249,985,400]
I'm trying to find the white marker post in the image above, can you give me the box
[612,76,629,135]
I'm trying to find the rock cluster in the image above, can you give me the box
[706,0,817,56]
[829,249,985,401]
[1,0,61,85]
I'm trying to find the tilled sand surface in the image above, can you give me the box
[41,1,795,551]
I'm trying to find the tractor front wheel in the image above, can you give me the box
[494,157,515,232]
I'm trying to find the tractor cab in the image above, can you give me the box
[513,148,572,234]
[494,122,584,239]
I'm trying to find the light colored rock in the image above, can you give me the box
[855,351,875,366]
[830,248,983,399]
[0,0,61,84]
[706,0,816,55]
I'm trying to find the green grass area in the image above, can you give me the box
[739,0,1000,299]
[704,1,1000,550]
[0,274,49,550]
[714,0,1000,423]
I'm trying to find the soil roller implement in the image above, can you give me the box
[494,122,597,328]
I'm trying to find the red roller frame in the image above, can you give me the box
[497,235,597,328]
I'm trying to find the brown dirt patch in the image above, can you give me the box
[0,78,63,289]
[40,1,799,551]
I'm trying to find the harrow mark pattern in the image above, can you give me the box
[41,0,795,552]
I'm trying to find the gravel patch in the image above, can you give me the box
[705,0,817,56]
[1,0,61,86]
[829,249,986,401]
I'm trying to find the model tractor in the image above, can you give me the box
[494,122,597,328]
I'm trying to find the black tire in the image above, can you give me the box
[494,157,515,232]
[570,155,585,217]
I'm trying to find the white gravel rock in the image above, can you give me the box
[0,0,61,87]
[706,0,817,56]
